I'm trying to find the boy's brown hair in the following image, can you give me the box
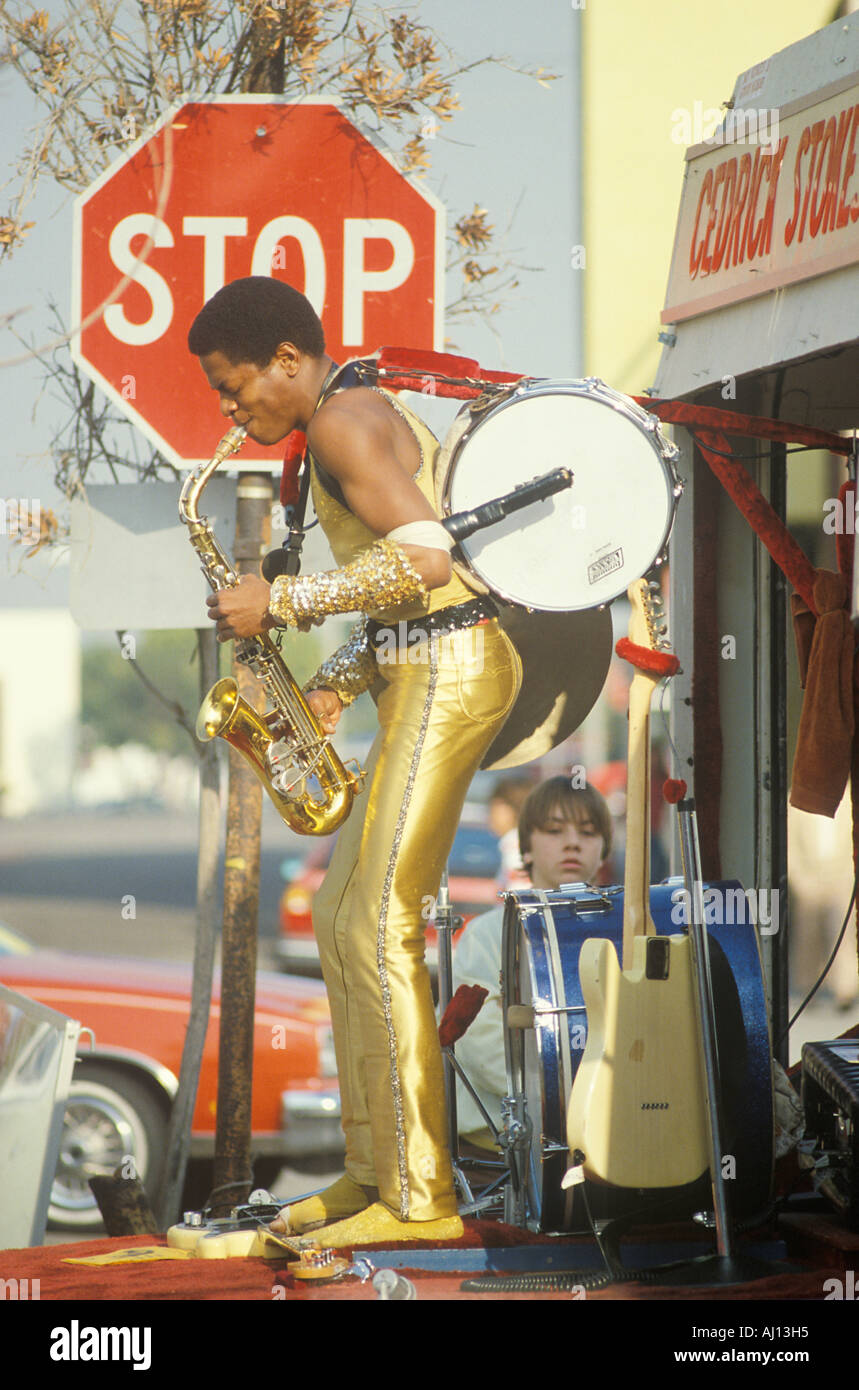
[518,776,613,865]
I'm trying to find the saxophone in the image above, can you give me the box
[179,424,364,835]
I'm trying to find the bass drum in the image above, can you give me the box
[502,882,774,1234]
[438,378,682,612]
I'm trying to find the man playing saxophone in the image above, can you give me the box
[188,276,521,1247]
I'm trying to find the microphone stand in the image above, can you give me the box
[435,869,474,1204]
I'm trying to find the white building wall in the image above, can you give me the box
[0,610,80,817]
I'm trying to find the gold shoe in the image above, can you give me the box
[269,1174,378,1235]
[313,1202,464,1249]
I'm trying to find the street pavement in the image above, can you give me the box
[0,804,294,970]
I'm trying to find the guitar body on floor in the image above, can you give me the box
[569,933,709,1188]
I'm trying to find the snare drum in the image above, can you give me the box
[438,379,681,611]
[439,380,678,614]
[502,882,773,1233]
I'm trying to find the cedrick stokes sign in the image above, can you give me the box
[662,80,859,323]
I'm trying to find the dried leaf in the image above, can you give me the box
[454,206,493,251]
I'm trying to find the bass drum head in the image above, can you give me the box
[440,380,679,612]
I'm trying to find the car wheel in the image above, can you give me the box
[49,1062,168,1231]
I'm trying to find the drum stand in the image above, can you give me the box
[436,870,509,1218]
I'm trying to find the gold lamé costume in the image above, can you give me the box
[271,388,521,1220]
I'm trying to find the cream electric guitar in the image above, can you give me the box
[565,580,709,1190]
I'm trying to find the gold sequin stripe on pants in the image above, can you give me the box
[311,619,521,1221]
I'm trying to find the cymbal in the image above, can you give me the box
[482,604,613,770]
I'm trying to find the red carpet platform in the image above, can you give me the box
[2,1211,856,1302]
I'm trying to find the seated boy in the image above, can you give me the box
[452,775,613,1151]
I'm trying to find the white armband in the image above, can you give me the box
[386,520,453,552]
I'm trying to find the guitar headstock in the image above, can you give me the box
[627,577,671,655]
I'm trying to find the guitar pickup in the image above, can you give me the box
[645,937,671,980]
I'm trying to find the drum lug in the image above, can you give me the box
[541,1140,571,1157]
[562,886,619,914]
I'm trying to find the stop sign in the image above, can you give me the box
[72,98,445,467]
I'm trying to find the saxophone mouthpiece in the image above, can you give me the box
[215,425,247,462]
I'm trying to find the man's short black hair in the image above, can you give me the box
[187,276,326,366]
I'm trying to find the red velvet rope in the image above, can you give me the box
[634,397,852,457]
[633,398,855,619]
[700,427,818,615]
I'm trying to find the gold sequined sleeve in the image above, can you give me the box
[268,538,428,630]
[303,620,378,708]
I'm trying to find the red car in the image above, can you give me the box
[276,822,504,974]
[0,924,342,1231]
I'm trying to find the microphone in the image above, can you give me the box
[442,467,572,544]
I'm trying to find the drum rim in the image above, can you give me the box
[503,893,579,1230]
[440,378,681,612]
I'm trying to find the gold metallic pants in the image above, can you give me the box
[312,619,521,1219]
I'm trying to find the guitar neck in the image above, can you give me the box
[622,676,656,971]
